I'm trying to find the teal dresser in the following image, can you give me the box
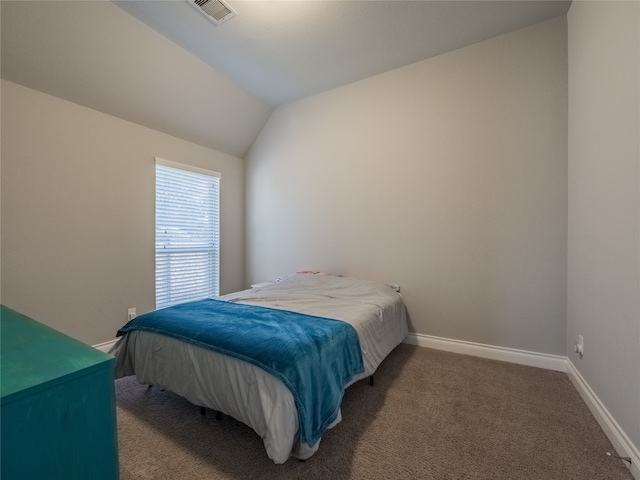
[1,305,119,479]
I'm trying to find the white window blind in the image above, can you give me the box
[155,159,220,309]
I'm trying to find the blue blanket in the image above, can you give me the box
[117,298,364,446]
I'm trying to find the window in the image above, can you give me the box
[155,158,220,309]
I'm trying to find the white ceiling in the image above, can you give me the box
[116,0,571,106]
[1,1,571,157]
[1,1,273,158]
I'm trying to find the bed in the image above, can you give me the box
[109,273,408,463]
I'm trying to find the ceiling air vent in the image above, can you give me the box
[189,0,237,26]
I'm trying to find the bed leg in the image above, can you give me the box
[200,406,206,416]
[369,375,374,386]
[216,411,222,421]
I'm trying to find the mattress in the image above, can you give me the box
[110,273,408,463]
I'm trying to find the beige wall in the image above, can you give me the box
[567,0,640,453]
[246,17,568,355]
[1,80,246,345]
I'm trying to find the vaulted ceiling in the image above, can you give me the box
[1,1,571,158]
[117,0,571,106]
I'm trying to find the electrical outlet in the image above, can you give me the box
[127,308,136,321]
[574,335,584,358]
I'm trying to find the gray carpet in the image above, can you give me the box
[116,344,633,479]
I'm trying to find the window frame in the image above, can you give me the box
[155,157,221,309]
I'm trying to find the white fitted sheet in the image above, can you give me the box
[111,274,408,463]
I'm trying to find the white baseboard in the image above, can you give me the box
[93,339,118,354]
[403,332,567,372]
[566,359,639,479]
